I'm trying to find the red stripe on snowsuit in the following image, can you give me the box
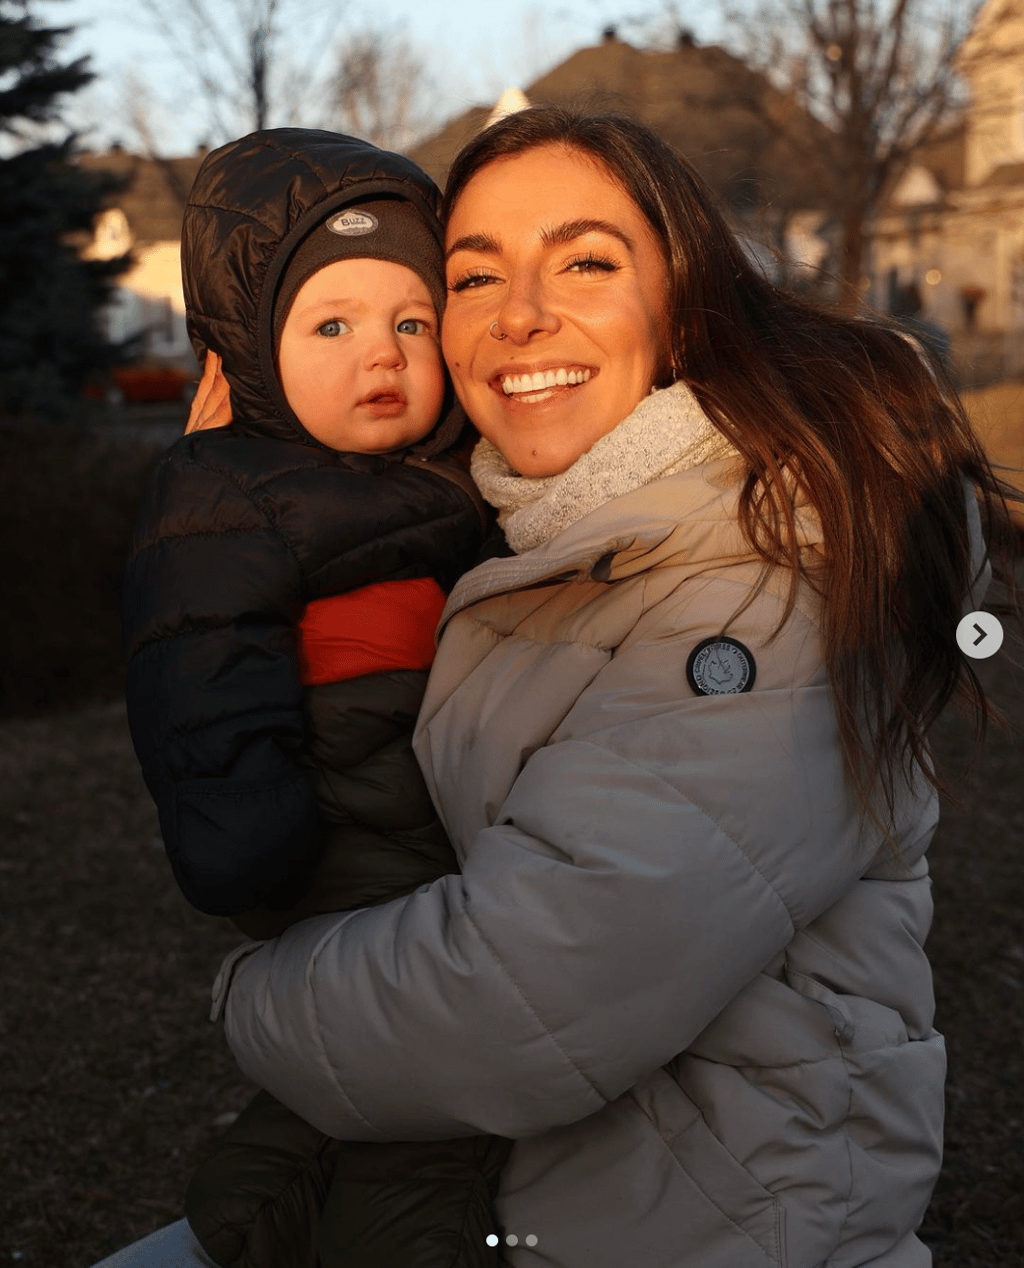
[297,577,447,686]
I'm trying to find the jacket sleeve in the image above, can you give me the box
[216,576,912,1142]
[123,448,325,915]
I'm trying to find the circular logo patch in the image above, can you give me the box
[686,637,756,696]
[326,210,378,236]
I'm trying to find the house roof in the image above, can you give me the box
[960,0,1024,65]
[979,159,1024,187]
[877,120,969,212]
[912,121,967,194]
[74,35,831,250]
[77,148,207,244]
[409,34,829,212]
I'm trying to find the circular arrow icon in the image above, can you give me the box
[956,611,1004,659]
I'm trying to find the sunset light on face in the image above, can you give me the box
[443,145,670,477]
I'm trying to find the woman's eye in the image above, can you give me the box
[566,254,618,275]
[316,319,350,337]
[449,270,498,293]
[396,318,429,335]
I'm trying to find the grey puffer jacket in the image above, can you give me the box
[214,422,987,1267]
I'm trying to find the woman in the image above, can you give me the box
[93,107,1019,1267]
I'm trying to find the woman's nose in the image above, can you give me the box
[496,271,559,343]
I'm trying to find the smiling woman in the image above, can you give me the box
[210,108,1021,1267]
[442,146,672,476]
[100,109,1022,1268]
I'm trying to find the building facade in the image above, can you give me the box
[78,147,205,368]
[869,0,1024,383]
[82,14,1024,387]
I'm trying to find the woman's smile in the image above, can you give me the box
[494,364,595,403]
[443,144,671,477]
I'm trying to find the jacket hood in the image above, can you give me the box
[181,128,465,456]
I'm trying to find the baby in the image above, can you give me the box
[122,129,508,1268]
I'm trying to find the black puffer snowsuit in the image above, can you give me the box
[122,129,508,1268]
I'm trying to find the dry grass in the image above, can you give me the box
[962,381,1024,526]
[0,702,255,1266]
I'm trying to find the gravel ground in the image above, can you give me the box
[1,602,1021,1268]
[0,703,254,1266]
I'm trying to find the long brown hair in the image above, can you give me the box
[441,105,1022,830]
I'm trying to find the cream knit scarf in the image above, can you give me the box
[470,381,736,554]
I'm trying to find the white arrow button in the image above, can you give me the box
[956,610,1004,659]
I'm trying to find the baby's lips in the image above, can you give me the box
[359,387,406,407]
[358,389,408,417]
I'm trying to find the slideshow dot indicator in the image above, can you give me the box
[487,1232,540,1249]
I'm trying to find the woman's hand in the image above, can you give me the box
[186,350,233,433]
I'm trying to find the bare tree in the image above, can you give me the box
[118,2,444,160]
[722,0,985,299]
[616,0,707,50]
[120,71,194,204]
[133,0,294,140]
[322,25,441,153]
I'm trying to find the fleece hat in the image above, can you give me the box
[273,197,447,349]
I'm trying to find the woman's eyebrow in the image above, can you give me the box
[445,219,635,260]
[446,232,501,260]
[541,219,635,251]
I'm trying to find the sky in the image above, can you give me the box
[37,0,733,154]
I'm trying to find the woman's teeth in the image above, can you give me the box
[501,368,591,396]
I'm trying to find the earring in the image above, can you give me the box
[489,321,506,341]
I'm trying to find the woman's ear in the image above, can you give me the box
[657,296,681,387]
[655,335,679,389]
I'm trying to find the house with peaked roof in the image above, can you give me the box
[77,146,206,367]
[77,31,835,379]
[78,13,1024,390]
[868,0,1024,382]
[409,28,833,277]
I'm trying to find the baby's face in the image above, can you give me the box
[278,258,445,453]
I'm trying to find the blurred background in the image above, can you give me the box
[1,1,1022,1264]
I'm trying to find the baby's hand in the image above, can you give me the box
[185,350,233,433]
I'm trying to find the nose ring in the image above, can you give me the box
[489,321,506,341]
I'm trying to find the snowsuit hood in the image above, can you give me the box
[181,128,464,456]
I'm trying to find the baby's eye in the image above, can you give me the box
[396,318,430,335]
[316,319,350,337]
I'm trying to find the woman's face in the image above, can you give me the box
[442,144,672,477]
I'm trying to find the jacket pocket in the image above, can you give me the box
[632,1066,787,1267]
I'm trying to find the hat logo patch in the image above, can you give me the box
[327,210,378,236]
[686,637,756,696]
